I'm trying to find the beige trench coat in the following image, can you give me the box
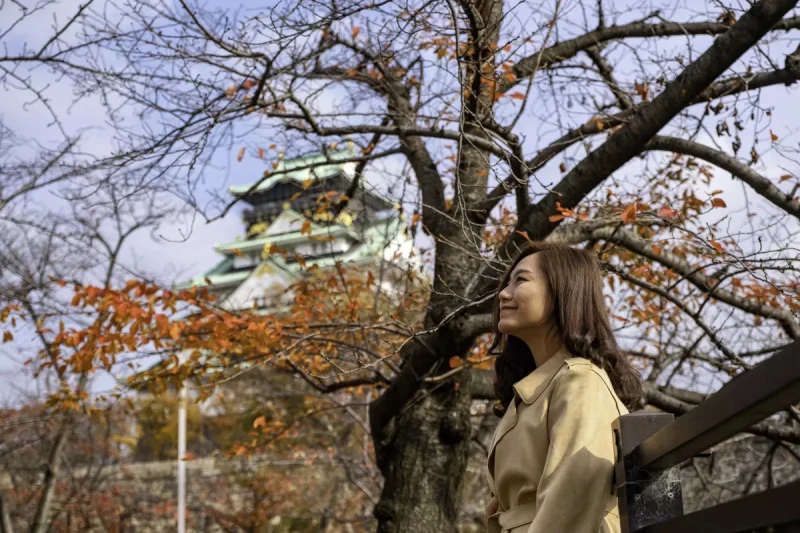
[484,347,628,533]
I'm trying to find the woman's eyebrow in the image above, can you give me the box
[511,268,533,278]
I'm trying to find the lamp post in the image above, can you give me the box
[178,384,187,533]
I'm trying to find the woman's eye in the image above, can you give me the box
[516,277,527,283]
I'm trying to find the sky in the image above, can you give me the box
[1,0,799,404]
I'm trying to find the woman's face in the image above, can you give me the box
[497,253,554,336]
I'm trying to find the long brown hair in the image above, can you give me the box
[489,241,642,417]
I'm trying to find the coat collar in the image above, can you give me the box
[512,346,573,405]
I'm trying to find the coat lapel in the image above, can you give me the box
[485,347,572,494]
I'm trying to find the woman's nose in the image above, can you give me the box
[499,287,512,302]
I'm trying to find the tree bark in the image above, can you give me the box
[373,370,474,533]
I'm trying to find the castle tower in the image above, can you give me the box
[178,147,417,311]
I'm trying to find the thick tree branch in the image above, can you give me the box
[478,66,800,222]
[645,135,800,220]
[509,0,799,253]
[501,14,800,93]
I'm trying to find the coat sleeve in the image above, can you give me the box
[526,365,621,533]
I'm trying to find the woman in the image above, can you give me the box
[484,241,642,533]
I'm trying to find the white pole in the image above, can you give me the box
[178,385,187,533]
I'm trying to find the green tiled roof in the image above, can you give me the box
[215,223,355,254]
[229,147,355,196]
[175,269,250,290]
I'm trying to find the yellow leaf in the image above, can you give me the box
[237,147,246,162]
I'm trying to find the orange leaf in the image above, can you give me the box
[448,356,462,368]
[2,331,12,343]
[509,92,525,100]
[548,214,565,222]
[621,203,637,223]
[780,174,792,182]
[253,416,267,428]
[258,147,265,159]
[352,27,360,38]
[770,130,778,142]
[710,239,724,253]
[515,230,532,242]
[237,147,246,162]
[269,144,277,150]
[710,197,727,208]
[231,248,244,257]
[169,322,181,341]
[243,79,255,90]
[658,206,676,218]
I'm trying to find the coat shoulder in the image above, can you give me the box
[553,359,623,409]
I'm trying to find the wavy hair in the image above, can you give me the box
[489,241,642,417]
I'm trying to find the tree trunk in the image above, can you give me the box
[373,370,474,533]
